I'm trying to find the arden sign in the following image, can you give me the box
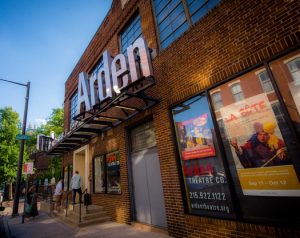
[76,37,153,116]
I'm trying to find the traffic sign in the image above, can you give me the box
[23,162,34,175]
[16,134,30,140]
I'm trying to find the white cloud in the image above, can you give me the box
[34,118,46,125]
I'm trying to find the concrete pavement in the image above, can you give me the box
[1,202,173,238]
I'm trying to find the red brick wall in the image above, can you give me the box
[62,0,300,237]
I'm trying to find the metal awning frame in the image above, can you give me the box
[47,75,160,155]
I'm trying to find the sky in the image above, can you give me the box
[0,0,112,128]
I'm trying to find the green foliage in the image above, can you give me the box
[0,107,20,184]
[43,108,64,137]
[26,108,64,155]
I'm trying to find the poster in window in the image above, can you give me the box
[177,113,216,160]
[220,93,300,196]
[173,95,235,218]
[106,151,121,194]
[94,155,105,193]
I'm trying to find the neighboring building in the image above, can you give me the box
[48,0,300,237]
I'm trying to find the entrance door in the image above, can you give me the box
[73,145,89,194]
[130,121,167,227]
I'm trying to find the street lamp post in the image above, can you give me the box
[0,79,30,216]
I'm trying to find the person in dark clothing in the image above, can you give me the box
[25,186,38,217]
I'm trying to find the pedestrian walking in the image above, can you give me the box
[71,171,82,204]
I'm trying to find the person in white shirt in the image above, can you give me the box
[71,171,82,204]
[53,178,63,211]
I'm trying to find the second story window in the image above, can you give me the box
[153,0,221,49]
[287,57,300,84]
[120,13,142,54]
[153,0,189,49]
[258,70,274,93]
[211,91,223,110]
[187,0,221,24]
[231,83,244,102]
[70,92,78,129]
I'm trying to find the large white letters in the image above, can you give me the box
[77,72,91,115]
[75,37,153,116]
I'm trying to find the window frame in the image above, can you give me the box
[286,56,300,84]
[257,70,274,93]
[92,150,122,195]
[69,91,78,129]
[230,83,244,102]
[119,11,143,54]
[169,49,300,227]
[152,0,222,50]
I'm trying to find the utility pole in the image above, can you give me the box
[0,79,31,216]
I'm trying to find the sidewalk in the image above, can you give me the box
[1,202,173,238]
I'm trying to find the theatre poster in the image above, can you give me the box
[219,93,300,197]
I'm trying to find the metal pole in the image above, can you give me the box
[12,82,31,216]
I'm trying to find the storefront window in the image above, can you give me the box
[93,151,121,194]
[210,66,300,222]
[93,155,106,193]
[172,95,235,218]
[106,151,121,194]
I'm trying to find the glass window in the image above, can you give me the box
[258,70,274,93]
[172,95,235,218]
[91,58,104,77]
[187,0,221,24]
[153,0,188,49]
[106,151,121,194]
[287,57,300,84]
[70,92,78,129]
[131,121,156,152]
[120,13,142,54]
[271,51,300,140]
[230,83,244,102]
[93,151,121,194]
[93,155,106,193]
[210,67,300,223]
[211,91,223,110]
[153,0,221,49]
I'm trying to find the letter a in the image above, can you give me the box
[76,72,91,116]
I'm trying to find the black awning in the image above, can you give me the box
[47,76,160,155]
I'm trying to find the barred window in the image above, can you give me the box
[187,0,221,24]
[70,92,78,129]
[153,0,221,49]
[120,13,143,54]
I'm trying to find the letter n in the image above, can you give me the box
[127,37,153,83]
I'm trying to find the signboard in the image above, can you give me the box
[106,151,121,194]
[23,162,34,175]
[76,37,153,116]
[177,113,216,160]
[220,93,300,197]
[173,95,235,218]
[16,134,30,140]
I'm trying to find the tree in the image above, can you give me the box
[0,107,20,198]
[25,108,64,182]
[43,108,64,138]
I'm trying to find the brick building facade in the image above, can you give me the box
[48,0,300,237]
